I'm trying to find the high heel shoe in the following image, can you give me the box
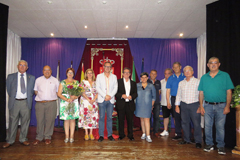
[85,135,89,140]
[89,134,95,140]
[69,138,74,143]
[64,138,69,143]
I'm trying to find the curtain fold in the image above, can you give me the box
[6,29,22,128]
[21,38,87,126]
[197,32,206,79]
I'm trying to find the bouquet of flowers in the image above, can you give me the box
[64,81,84,115]
[231,85,240,108]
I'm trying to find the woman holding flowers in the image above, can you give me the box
[78,69,99,140]
[58,68,83,143]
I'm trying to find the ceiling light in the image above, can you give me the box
[179,33,183,37]
[102,1,107,4]
[47,1,52,4]
[84,25,87,29]
[50,33,54,37]
[157,1,162,4]
[125,25,129,29]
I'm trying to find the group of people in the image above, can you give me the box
[3,57,234,155]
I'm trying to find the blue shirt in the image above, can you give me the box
[198,70,234,102]
[166,73,185,96]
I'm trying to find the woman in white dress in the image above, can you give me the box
[79,69,99,140]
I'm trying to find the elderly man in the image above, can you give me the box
[33,65,59,145]
[96,62,118,142]
[199,57,234,155]
[147,69,161,137]
[175,66,202,148]
[166,62,185,140]
[115,67,137,141]
[3,60,35,148]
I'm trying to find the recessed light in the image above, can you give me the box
[179,33,183,37]
[125,25,129,29]
[158,1,162,4]
[47,1,52,4]
[50,33,54,37]
[84,25,87,29]
[102,1,107,4]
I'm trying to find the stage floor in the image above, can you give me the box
[0,127,239,160]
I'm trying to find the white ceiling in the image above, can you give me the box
[0,0,217,38]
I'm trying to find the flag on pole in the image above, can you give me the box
[56,61,60,118]
[131,60,136,82]
[141,58,144,73]
[80,62,84,82]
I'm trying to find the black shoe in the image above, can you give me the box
[203,145,214,152]
[190,138,195,144]
[172,136,182,141]
[178,141,190,144]
[108,136,115,141]
[118,135,125,140]
[98,136,104,142]
[218,147,226,155]
[129,137,135,141]
[196,143,202,148]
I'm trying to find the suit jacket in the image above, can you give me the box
[115,78,138,112]
[96,73,118,104]
[6,72,35,110]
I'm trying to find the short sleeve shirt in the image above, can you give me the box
[147,79,161,104]
[166,73,185,96]
[198,70,234,102]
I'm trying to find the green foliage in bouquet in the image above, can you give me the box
[231,85,240,108]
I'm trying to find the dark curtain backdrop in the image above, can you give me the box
[21,38,87,126]
[207,0,240,148]
[0,3,8,142]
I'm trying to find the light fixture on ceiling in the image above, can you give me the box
[157,1,162,4]
[84,25,88,29]
[179,33,183,37]
[102,1,107,4]
[125,25,129,29]
[50,33,54,37]
[47,1,52,4]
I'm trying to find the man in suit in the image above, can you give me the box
[96,61,118,142]
[115,67,138,141]
[3,60,35,148]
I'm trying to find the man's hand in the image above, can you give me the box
[223,106,230,115]
[167,103,172,109]
[200,106,205,116]
[175,105,180,113]
[196,107,201,113]
[122,94,127,99]
[105,95,111,101]
[127,95,132,100]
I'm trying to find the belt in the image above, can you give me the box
[37,100,56,103]
[205,101,225,105]
[15,98,27,101]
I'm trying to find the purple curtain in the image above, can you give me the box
[128,38,197,128]
[21,38,87,126]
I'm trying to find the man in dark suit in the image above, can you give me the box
[115,67,138,141]
[3,60,35,148]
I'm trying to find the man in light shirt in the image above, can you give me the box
[32,65,59,145]
[115,67,137,141]
[160,68,173,137]
[175,66,202,149]
[96,62,118,142]
[3,60,35,149]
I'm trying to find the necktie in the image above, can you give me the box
[21,74,26,94]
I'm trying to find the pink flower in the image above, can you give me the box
[84,108,88,112]
[67,85,73,89]
[88,124,92,127]
[84,111,88,115]
[97,119,99,123]
[93,117,96,121]
[93,105,95,108]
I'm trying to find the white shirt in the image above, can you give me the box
[160,78,168,106]
[123,78,131,102]
[175,76,199,105]
[16,72,27,99]
[34,76,59,101]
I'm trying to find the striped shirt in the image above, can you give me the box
[175,76,199,105]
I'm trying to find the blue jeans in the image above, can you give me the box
[98,101,114,137]
[204,103,226,148]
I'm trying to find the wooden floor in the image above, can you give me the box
[0,127,239,160]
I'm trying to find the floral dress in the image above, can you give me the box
[59,80,80,120]
[78,80,99,129]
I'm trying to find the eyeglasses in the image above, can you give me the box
[208,61,219,64]
[184,70,193,73]
[104,66,111,68]
[67,72,74,75]
[19,64,27,67]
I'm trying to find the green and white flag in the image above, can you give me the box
[131,61,136,82]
